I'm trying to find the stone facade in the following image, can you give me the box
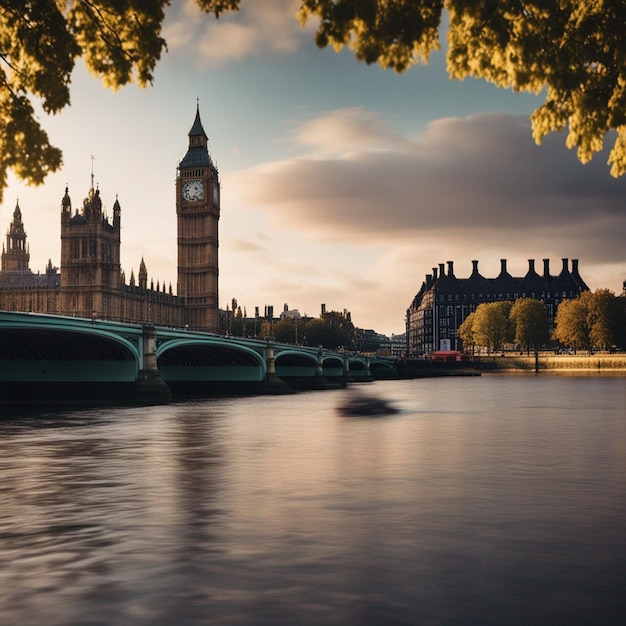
[0,106,220,332]
[406,258,589,356]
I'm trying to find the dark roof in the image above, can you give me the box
[0,271,60,289]
[189,106,208,140]
[179,107,214,169]
[70,213,87,225]
[490,260,517,294]
[179,146,213,169]
[464,261,490,293]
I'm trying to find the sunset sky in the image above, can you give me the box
[2,1,625,336]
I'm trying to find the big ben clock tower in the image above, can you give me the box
[176,104,220,332]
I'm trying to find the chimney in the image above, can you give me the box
[528,259,535,273]
[425,273,433,289]
[561,258,569,273]
[432,267,438,281]
[500,259,507,274]
[571,259,580,275]
[471,260,479,274]
[439,263,445,278]
[321,303,326,315]
[543,258,550,279]
[447,260,455,277]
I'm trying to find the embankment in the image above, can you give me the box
[476,354,626,373]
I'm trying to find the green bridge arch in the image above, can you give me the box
[0,311,399,405]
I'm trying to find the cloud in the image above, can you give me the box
[230,110,626,268]
[290,108,413,157]
[164,0,310,66]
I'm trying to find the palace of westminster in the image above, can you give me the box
[0,106,222,333]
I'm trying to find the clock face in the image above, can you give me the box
[182,180,204,202]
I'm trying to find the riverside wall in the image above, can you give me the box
[475,353,626,373]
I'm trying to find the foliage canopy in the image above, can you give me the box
[509,298,549,355]
[3,0,626,203]
[553,289,626,351]
[470,301,513,354]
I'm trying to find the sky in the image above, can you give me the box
[2,0,626,337]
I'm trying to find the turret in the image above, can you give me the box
[138,257,148,289]
[61,185,71,213]
[2,200,30,272]
[113,195,121,229]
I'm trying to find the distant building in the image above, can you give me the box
[280,302,302,320]
[406,258,589,356]
[0,106,221,332]
[378,333,406,358]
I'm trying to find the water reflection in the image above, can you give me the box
[1,377,626,624]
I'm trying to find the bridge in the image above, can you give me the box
[0,311,399,407]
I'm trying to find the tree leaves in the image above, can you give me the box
[300,1,626,177]
[509,298,548,354]
[553,289,626,351]
[3,0,626,203]
[0,0,169,201]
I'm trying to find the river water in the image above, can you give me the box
[1,375,625,625]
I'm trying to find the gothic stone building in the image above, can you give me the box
[406,258,589,356]
[0,106,221,332]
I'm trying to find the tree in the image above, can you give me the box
[258,319,273,339]
[304,318,330,348]
[4,1,626,202]
[458,311,476,354]
[553,293,592,352]
[321,310,356,349]
[471,301,513,354]
[553,289,626,352]
[273,318,297,344]
[230,305,244,336]
[509,298,549,371]
[587,289,623,349]
[303,311,356,349]
[0,1,170,201]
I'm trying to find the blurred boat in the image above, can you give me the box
[337,390,399,417]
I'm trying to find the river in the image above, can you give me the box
[1,374,625,625]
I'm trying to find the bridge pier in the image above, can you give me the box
[263,337,292,394]
[135,324,172,405]
[342,351,353,384]
[365,356,373,381]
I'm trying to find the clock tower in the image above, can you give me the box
[176,104,220,332]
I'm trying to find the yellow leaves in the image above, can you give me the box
[298,0,442,72]
[68,1,168,90]
[608,127,626,178]
[2,0,626,197]
[444,0,626,176]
